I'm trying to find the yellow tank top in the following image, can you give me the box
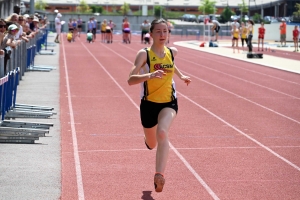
[101,23,106,31]
[233,28,239,38]
[67,32,72,40]
[140,47,176,103]
[241,27,247,38]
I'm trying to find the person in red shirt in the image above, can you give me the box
[293,25,299,52]
[258,22,265,51]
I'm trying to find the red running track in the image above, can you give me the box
[60,34,300,200]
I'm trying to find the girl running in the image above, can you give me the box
[127,18,191,193]
[258,22,265,51]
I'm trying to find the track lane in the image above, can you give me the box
[61,36,219,199]
[60,34,300,199]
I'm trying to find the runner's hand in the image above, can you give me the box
[151,70,166,79]
[180,75,191,86]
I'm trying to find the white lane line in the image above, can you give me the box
[80,42,220,200]
[177,56,300,100]
[70,145,300,153]
[180,70,300,125]
[178,91,300,172]
[178,48,300,86]
[118,44,300,125]
[62,37,85,200]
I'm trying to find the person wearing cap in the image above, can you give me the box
[55,13,62,43]
[32,17,39,31]
[279,19,286,47]
[1,24,19,74]
[231,18,240,29]
[27,15,35,31]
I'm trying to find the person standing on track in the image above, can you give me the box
[166,19,173,44]
[293,25,299,52]
[122,17,131,44]
[231,24,240,53]
[54,13,62,43]
[240,22,248,51]
[211,19,220,41]
[108,19,116,43]
[77,16,82,37]
[141,19,150,44]
[127,18,191,193]
[101,19,107,43]
[258,22,265,51]
[279,19,287,47]
[247,20,254,53]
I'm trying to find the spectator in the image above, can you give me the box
[141,19,150,44]
[211,19,220,41]
[292,25,299,52]
[166,19,173,44]
[231,24,240,53]
[247,20,254,53]
[0,19,6,56]
[231,18,240,29]
[1,24,19,74]
[13,5,20,15]
[54,13,62,43]
[86,30,93,43]
[26,15,35,32]
[122,17,131,44]
[240,22,248,51]
[258,22,265,51]
[77,16,82,37]
[101,19,107,43]
[18,15,29,42]
[108,19,116,43]
[32,17,40,31]
[92,17,97,41]
[279,19,286,47]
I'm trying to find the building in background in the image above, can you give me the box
[17,0,297,19]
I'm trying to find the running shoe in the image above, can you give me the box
[154,173,165,192]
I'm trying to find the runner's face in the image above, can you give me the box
[150,23,168,44]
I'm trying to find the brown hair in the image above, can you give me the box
[150,18,168,32]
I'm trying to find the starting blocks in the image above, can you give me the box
[247,53,263,59]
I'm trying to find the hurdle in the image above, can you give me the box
[172,29,184,37]
[26,31,57,71]
[37,29,56,55]
[0,72,52,144]
[2,68,56,119]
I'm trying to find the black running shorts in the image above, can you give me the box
[140,99,178,128]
